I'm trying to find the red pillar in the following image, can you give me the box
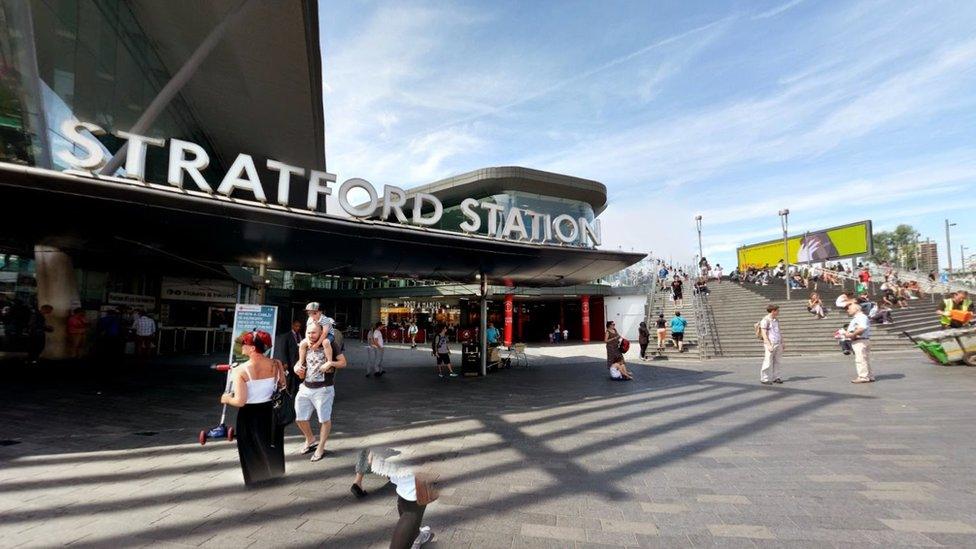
[503,294,514,346]
[581,295,591,342]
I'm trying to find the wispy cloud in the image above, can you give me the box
[752,0,805,20]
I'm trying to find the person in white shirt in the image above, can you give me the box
[366,321,386,378]
[846,302,875,383]
[131,310,156,358]
[407,321,419,349]
[759,304,784,385]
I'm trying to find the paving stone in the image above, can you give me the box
[879,518,976,533]
[519,523,586,541]
[697,495,751,504]
[707,524,775,540]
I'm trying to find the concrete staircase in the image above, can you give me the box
[643,285,700,358]
[705,280,934,357]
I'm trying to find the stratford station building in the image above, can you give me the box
[0,0,645,366]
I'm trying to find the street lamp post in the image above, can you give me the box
[695,215,703,267]
[946,219,956,274]
[779,209,790,300]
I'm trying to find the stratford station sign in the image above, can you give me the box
[57,121,602,248]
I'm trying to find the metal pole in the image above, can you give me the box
[695,215,703,264]
[946,219,954,273]
[779,209,790,300]
[479,273,488,376]
[962,245,968,273]
[257,261,267,304]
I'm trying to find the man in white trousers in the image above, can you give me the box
[760,304,784,385]
[846,302,875,383]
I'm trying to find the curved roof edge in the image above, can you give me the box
[406,166,609,215]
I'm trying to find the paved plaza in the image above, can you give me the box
[2,343,976,548]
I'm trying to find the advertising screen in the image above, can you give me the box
[228,304,278,364]
[737,220,872,269]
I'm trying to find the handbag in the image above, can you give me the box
[619,338,630,353]
[415,471,441,506]
[270,359,295,428]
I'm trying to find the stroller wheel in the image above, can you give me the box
[227,427,235,441]
[198,430,207,445]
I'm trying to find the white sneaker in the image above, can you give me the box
[411,526,433,548]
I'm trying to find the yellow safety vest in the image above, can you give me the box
[941,298,973,326]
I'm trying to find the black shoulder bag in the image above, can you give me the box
[270,359,296,428]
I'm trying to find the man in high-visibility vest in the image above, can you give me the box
[937,290,974,329]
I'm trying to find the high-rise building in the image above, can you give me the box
[918,240,939,272]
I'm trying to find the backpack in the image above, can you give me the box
[754,319,765,340]
[619,338,630,353]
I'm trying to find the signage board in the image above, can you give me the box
[228,304,278,364]
[161,277,237,303]
[106,292,156,311]
[737,220,873,269]
[57,120,602,248]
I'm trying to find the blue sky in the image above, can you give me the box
[319,0,976,270]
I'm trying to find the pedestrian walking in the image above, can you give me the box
[846,302,875,383]
[26,304,53,365]
[637,321,650,359]
[654,313,667,353]
[408,321,419,349]
[366,321,386,378]
[432,326,458,378]
[131,309,156,358]
[66,308,88,359]
[275,320,303,395]
[294,322,347,461]
[758,304,783,385]
[671,275,684,308]
[220,336,287,486]
[669,311,687,353]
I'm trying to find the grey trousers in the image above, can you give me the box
[366,347,384,374]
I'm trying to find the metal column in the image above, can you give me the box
[479,273,488,376]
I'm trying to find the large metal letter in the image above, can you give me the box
[382,185,409,223]
[306,170,337,211]
[552,214,579,244]
[481,202,504,237]
[166,138,213,192]
[579,218,601,247]
[338,178,378,217]
[217,153,266,202]
[57,120,106,170]
[266,159,305,206]
[502,208,529,241]
[459,198,481,233]
[114,131,164,181]
[412,193,443,226]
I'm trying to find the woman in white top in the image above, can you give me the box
[221,335,286,486]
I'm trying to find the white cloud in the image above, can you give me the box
[752,0,805,20]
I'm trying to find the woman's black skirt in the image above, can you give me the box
[235,401,285,486]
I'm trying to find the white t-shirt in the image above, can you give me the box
[835,295,849,308]
[760,314,781,345]
[371,329,384,348]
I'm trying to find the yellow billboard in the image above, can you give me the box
[737,220,873,269]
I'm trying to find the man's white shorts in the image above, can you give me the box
[294,384,335,422]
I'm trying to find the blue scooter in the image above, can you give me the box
[199,363,236,445]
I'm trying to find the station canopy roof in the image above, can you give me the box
[0,165,645,287]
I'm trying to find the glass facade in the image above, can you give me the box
[0,0,222,180]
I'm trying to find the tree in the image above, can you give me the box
[871,224,920,269]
